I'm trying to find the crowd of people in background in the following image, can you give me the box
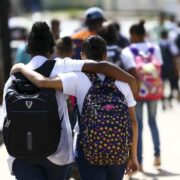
[8,6,180,180]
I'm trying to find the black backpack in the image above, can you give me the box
[175,34,180,52]
[3,60,62,159]
[107,45,122,67]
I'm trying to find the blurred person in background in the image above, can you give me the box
[159,30,180,109]
[97,20,122,67]
[165,14,178,42]
[15,43,31,64]
[175,22,180,52]
[151,11,168,42]
[121,21,163,172]
[114,22,130,49]
[72,7,105,59]
[55,36,74,58]
[51,19,60,41]
[54,36,77,130]
[15,27,31,64]
[55,36,80,180]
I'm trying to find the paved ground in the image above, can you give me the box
[0,98,180,180]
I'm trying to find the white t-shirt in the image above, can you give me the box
[159,39,179,56]
[58,72,136,151]
[121,42,163,71]
[2,56,92,172]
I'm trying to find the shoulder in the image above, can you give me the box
[115,81,130,94]
[59,71,90,82]
[121,46,131,54]
[71,29,91,40]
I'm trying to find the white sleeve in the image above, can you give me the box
[121,48,136,70]
[54,58,85,74]
[115,81,136,107]
[58,72,79,96]
[170,42,179,56]
[154,45,164,65]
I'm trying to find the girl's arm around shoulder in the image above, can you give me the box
[82,60,137,97]
[10,63,63,90]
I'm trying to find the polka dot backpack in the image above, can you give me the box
[78,73,133,166]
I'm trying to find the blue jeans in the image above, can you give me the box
[12,158,70,180]
[76,138,127,180]
[136,100,160,164]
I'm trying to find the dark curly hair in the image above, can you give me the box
[26,21,55,56]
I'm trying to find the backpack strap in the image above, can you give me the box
[104,76,115,87]
[13,60,56,94]
[85,73,102,85]
[14,60,56,80]
[130,47,139,57]
[35,60,56,77]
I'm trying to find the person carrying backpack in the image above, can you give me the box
[3,22,137,180]
[71,7,105,59]
[121,21,164,172]
[10,35,139,180]
[159,30,180,108]
[97,20,122,67]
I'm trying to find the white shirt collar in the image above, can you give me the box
[26,55,48,70]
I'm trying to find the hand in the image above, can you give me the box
[125,158,139,176]
[10,63,26,75]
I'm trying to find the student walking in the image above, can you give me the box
[121,21,164,171]
[159,30,180,108]
[97,20,122,67]
[11,35,139,180]
[72,7,105,59]
[4,22,136,180]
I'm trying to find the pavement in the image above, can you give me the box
[0,98,180,180]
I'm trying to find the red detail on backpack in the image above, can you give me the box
[131,47,163,100]
[102,104,115,110]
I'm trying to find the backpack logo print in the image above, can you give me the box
[25,101,33,109]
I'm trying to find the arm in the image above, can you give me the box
[11,61,137,95]
[82,61,137,97]
[128,107,138,160]
[127,68,140,97]
[10,64,63,90]
[125,106,139,175]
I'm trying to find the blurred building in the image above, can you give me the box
[103,0,180,19]
[9,0,180,20]
[42,0,101,9]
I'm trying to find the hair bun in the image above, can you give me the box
[139,20,145,27]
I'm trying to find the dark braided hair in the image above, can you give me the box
[82,35,107,61]
[26,21,55,56]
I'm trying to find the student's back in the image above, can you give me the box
[58,35,138,180]
[97,21,122,67]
